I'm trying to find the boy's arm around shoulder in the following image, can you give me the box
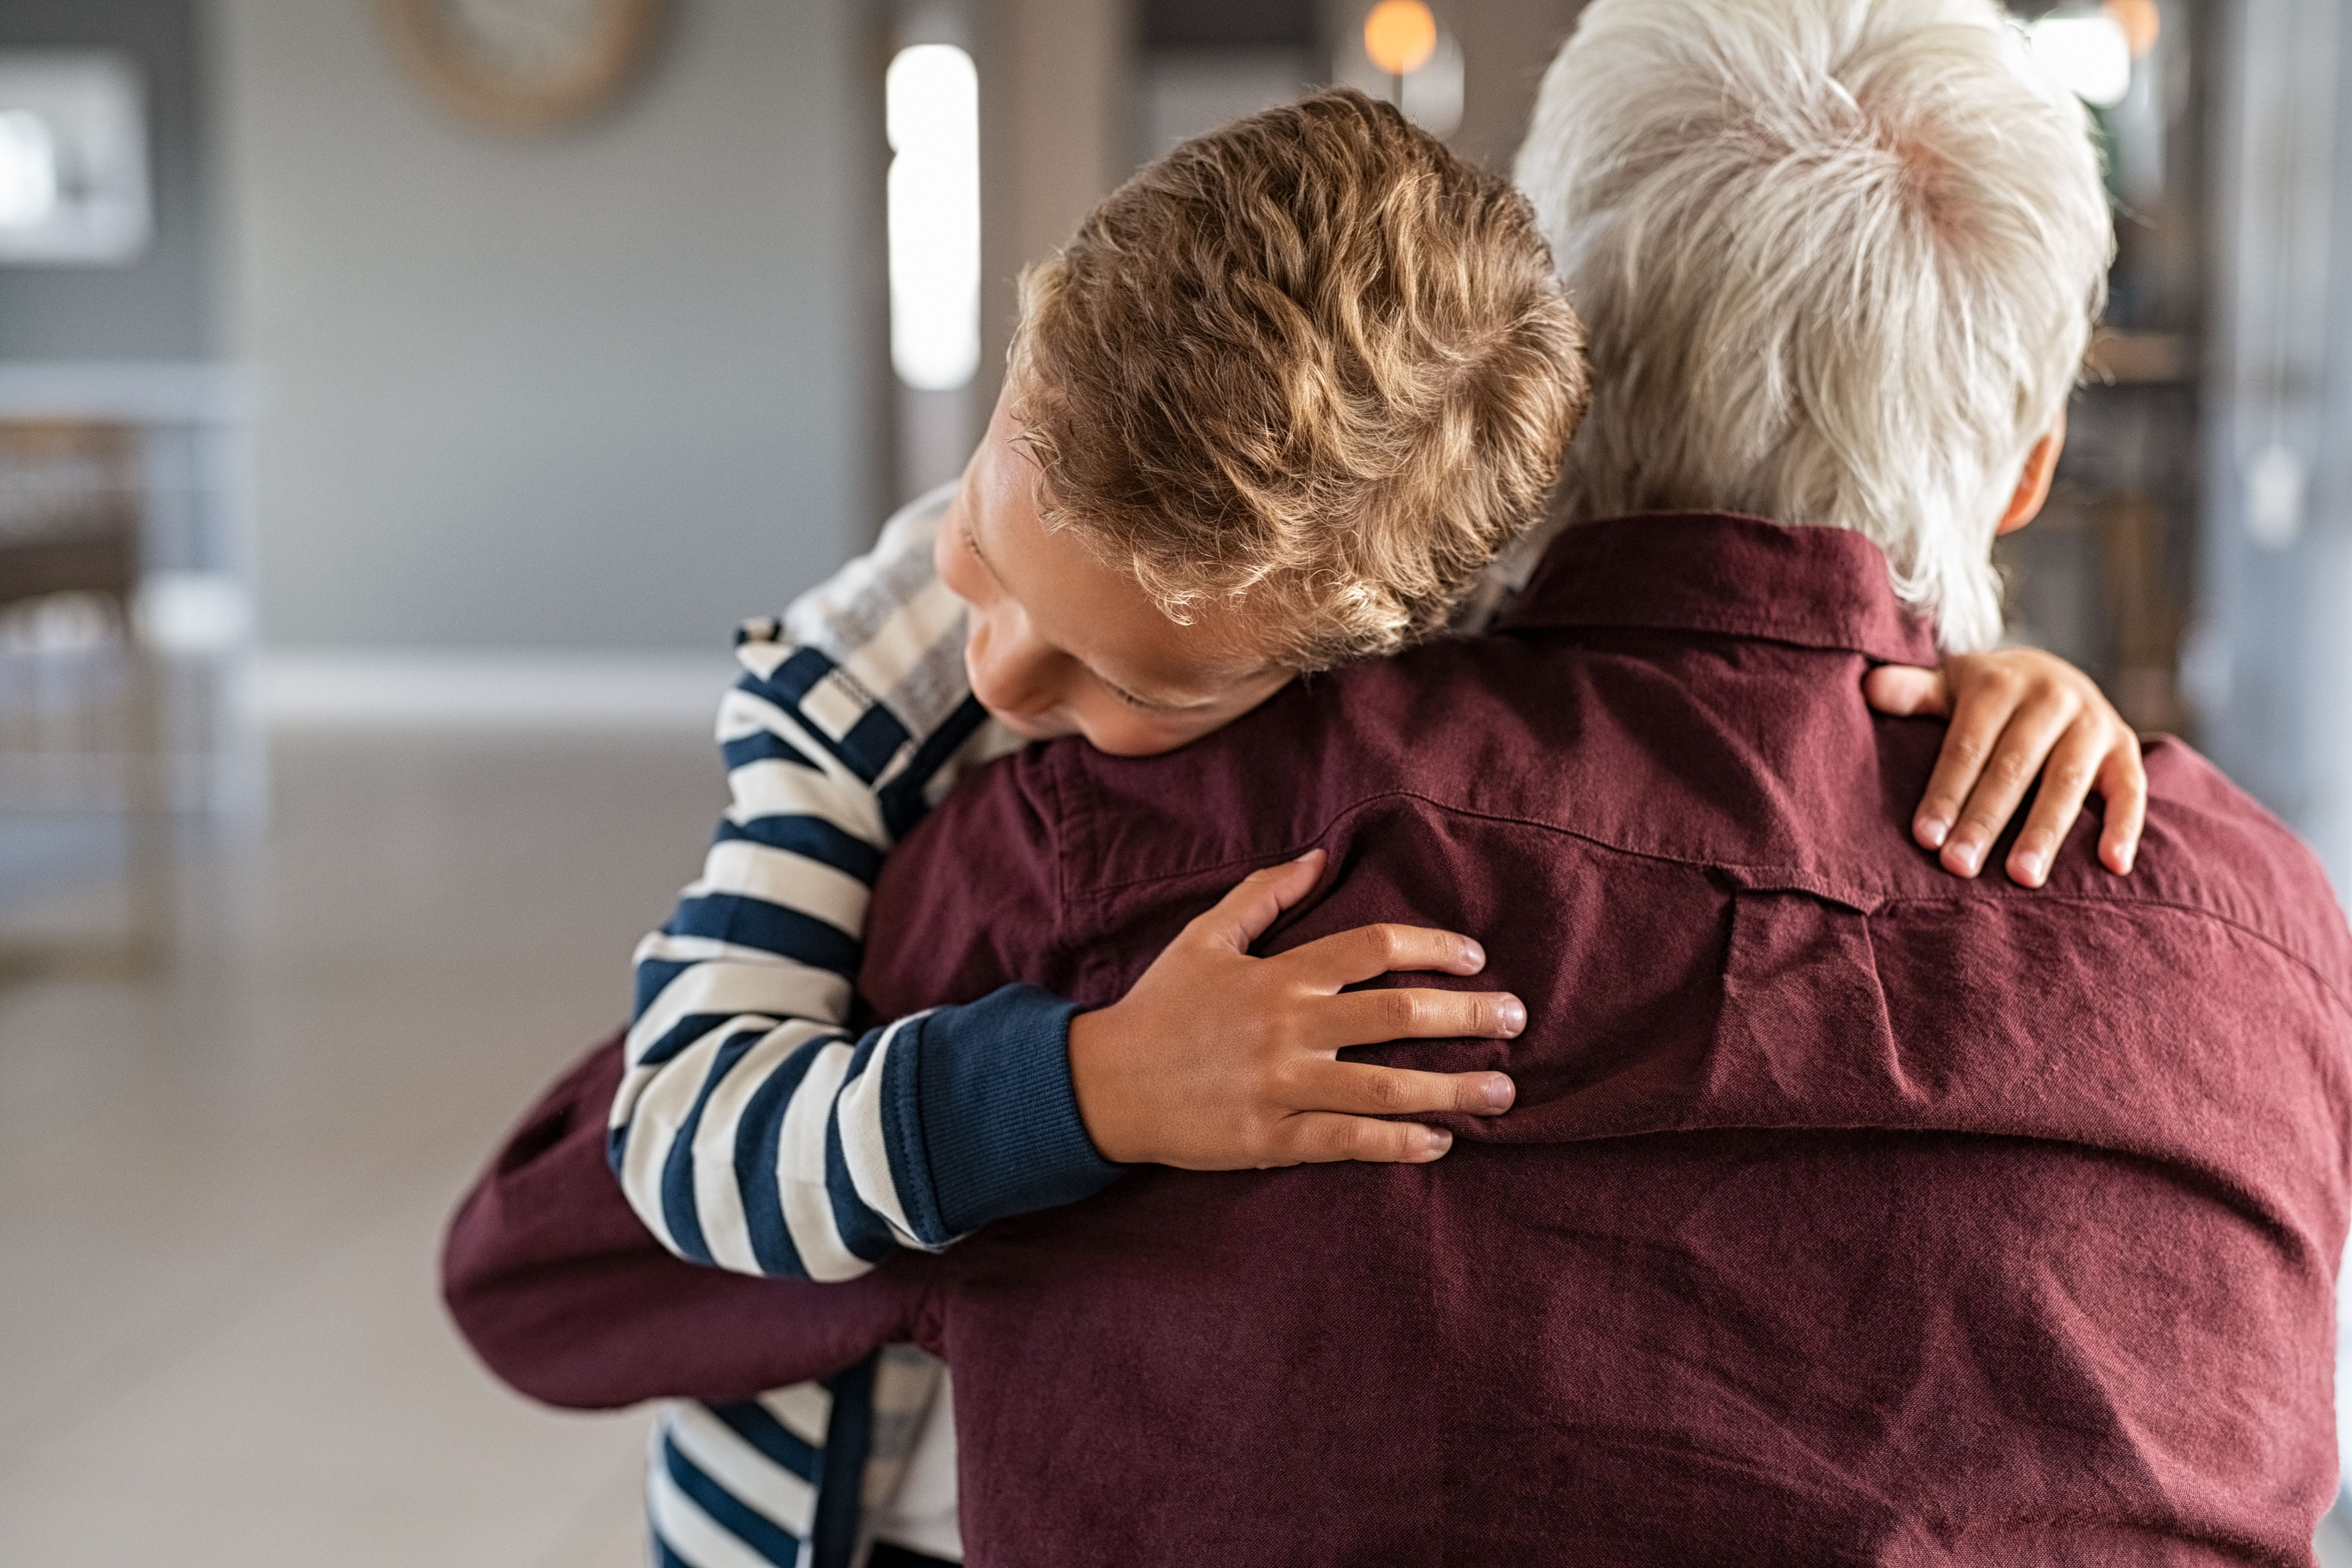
[614,482,1117,1281]
[851,740,1128,1240]
[868,756,1534,1172]
[860,736,1073,1018]
[444,1032,932,1409]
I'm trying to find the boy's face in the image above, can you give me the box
[935,390,1294,758]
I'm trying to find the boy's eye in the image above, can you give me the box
[1097,671,1196,715]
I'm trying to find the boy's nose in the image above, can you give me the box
[967,619,1063,721]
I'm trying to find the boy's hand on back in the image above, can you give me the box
[1865,648,2146,887]
[1067,849,1521,1170]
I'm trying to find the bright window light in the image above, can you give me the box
[886,44,980,392]
[2028,13,2133,108]
[0,109,58,230]
[0,55,151,263]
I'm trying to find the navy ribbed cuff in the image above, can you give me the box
[913,983,1122,1237]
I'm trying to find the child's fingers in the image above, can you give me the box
[1280,922,1486,989]
[1304,986,1525,1052]
[1290,1059,1515,1118]
[1269,1112,1454,1165]
[1864,664,1953,718]
[2097,741,2148,876]
[1911,676,2030,855]
[1185,849,1326,954]
[1940,696,2077,878]
[2002,726,2106,887]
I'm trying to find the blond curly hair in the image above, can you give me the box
[1007,88,1589,672]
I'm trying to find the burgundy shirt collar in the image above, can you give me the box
[1497,511,1941,666]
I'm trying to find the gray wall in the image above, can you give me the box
[217,0,882,651]
[0,0,215,360]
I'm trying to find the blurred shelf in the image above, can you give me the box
[2084,330,2192,385]
[0,361,251,425]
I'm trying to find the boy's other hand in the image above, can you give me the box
[1066,849,1521,1170]
[1865,649,2146,887]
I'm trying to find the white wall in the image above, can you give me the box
[215,0,881,653]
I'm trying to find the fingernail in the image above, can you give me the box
[1424,1128,1454,1157]
[1947,838,1982,876]
[2118,844,2137,875]
[1479,1074,1516,1113]
[1293,847,1323,864]
[1917,815,1950,849]
[1461,940,1486,970]
[2012,848,2046,885]
[1497,996,1526,1035]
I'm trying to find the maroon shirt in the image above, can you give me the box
[450,513,2352,1564]
[857,513,2352,1565]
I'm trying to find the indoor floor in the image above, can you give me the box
[0,727,725,1568]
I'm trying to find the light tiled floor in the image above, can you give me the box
[0,727,728,1568]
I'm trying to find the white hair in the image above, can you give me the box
[1514,0,2113,651]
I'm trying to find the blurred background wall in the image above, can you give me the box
[3,0,2340,801]
[2200,0,2352,891]
[220,0,883,656]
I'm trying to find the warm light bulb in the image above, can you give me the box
[1363,0,1438,78]
[2103,0,2160,59]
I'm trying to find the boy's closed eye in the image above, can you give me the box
[935,401,1295,757]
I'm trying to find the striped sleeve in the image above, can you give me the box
[611,483,1117,1282]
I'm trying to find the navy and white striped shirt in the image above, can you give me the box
[614,486,1120,1568]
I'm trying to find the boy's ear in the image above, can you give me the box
[1997,412,2067,536]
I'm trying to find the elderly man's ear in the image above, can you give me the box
[1997,412,2067,536]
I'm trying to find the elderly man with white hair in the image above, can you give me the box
[447,0,2352,1560]
[1515,0,2134,887]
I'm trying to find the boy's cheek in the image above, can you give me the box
[1075,706,1222,758]
[995,706,1082,744]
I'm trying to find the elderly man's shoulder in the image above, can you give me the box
[2093,735,2352,1001]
